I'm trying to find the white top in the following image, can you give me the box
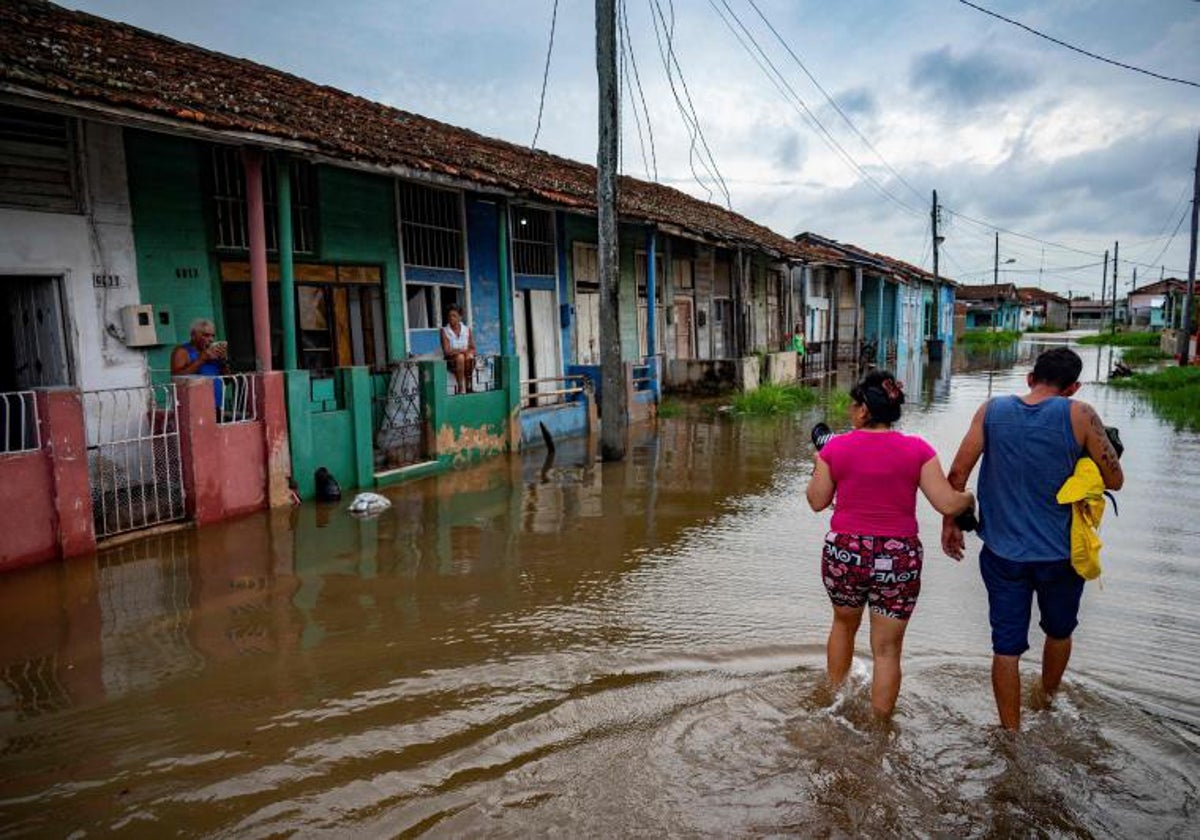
[442,323,471,352]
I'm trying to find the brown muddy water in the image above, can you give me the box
[1,340,1196,837]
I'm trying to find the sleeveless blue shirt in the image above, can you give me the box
[184,342,224,409]
[977,395,1081,561]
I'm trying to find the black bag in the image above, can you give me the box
[315,467,342,502]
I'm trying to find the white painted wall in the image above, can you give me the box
[0,120,146,391]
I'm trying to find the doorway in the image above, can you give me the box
[514,288,560,404]
[0,274,72,391]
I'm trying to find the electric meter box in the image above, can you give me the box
[121,304,176,347]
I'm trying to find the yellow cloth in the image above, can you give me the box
[1056,458,1106,580]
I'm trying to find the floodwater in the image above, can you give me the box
[1,340,1196,837]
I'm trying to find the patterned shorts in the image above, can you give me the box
[821,531,924,620]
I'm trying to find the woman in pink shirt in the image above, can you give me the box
[806,370,973,719]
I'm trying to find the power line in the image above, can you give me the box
[1145,206,1190,271]
[530,0,559,150]
[957,0,1200,89]
[744,0,928,207]
[646,0,730,206]
[705,0,925,219]
[619,0,658,180]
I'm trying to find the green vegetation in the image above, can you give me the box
[1109,365,1200,430]
[1120,346,1171,366]
[1077,331,1160,347]
[657,397,684,419]
[960,329,1022,348]
[824,388,851,415]
[731,383,818,416]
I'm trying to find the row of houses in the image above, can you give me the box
[0,0,955,569]
[955,278,1194,333]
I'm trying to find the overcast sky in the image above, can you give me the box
[67,0,1200,298]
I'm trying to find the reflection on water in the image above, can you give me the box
[0,340,1197,836]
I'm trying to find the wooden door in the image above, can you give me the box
[3,275,70,389]
[674,298,694,360]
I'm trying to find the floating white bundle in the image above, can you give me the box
[348,492,392,516]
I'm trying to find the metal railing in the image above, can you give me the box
[0,390,39,455]
[374,361,425,470]
[520,374,590,409]
[83,384,187,539]
[216,373,259,424]
[632,361,654,392]
[446,354,501,396]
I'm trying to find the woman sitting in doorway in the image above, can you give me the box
[440,304,476,394]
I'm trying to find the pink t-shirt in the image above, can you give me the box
[818,429,938,537]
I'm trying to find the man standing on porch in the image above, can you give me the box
[441,305,476,394]
[171,318,229,410]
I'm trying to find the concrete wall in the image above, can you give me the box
[467,194,504,356]
[125,129,217,379]
[1,121,146,391]
[0,389,96,571]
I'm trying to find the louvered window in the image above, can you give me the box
[0,104,79,213]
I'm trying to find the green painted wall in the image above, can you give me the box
[317,166,406,359]
[124,130,220,379]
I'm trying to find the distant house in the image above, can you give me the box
[1127,278,1187,329]
[1068,296,1127,330]
[1016,288,1069,330]
[955,283,1021,331]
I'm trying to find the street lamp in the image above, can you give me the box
[993,230,1016,331]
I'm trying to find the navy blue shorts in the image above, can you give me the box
[979,545,1085,656]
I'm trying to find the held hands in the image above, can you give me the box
[941,516,965,561]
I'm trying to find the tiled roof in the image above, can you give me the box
[794,232,951,284]
[0,0,829,261]
[955,283,1018,302]
[1016,287,1068,304]
[1129,278,1187,297]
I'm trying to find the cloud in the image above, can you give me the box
[833,87,877,119]
[909,46,1039,110]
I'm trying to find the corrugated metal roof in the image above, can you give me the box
[0,0,837,262]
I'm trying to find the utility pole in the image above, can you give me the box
[597,0,626,460]
[1182,130,1199,366]
[931,191,940,284]
[1111,241,1119,336]
[993,231,999,332]
[1099,250,1108,332]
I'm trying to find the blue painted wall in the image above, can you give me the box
[466,194,503,356]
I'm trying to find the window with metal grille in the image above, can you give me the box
[398,182,464,270]
[511,207,555,276]
[0,104,79,213]
[210,147,315,253]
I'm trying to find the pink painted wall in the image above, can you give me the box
[177,373,291,526]
[0,450,57,569]
[0,389,95,572]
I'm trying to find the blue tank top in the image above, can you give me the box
[184,343,224,409]
[977,395,1081,561]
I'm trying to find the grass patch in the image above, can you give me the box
[960,329,1022,348]
[1077,331,1161,347]
[657,398,684,418]
[1120,346,1171,365]
[824,389,851,415]
[731,383,818,416]
[1109,365,1200,430]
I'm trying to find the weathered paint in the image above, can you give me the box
[0,388,98,570]
[243,148,272,371]
[422,357,517,466]
[285,368,363,501]
[646,227,658,358]
[318,167,406,359]
[555,210,573,369]
[276,156,298,370]
[1,121,145,391]
[125,129,220,380]
[519,400,588,448]
[0,449,57,568]
[466,194,503,355]
[498,199,514,356]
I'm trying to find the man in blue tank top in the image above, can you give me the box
[942,348,1123,731]
[171,318,229,411]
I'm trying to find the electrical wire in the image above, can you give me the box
[957,0,1200,89]
[744,0,928,207]
[530,0,559,150]
[706,0,925,219]
[647,0,731,206]
[620,0,658,181]
[1144,206,1190,273]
